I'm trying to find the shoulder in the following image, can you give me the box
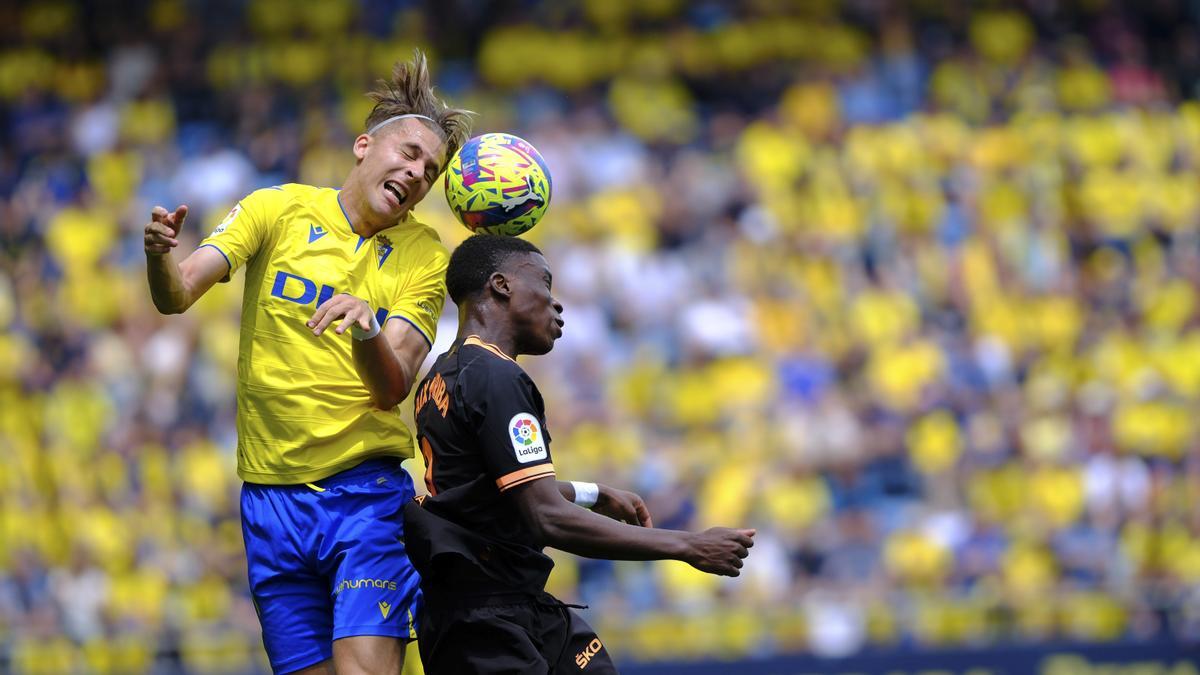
[388,216,450,271]
[457,342,532,394]
[247,183,313,202]
[240,183,312,214]
[276,183,324,199]
[403,211,443,243]
[392,213,448,250]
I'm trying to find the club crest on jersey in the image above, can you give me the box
[509,412,547,463]
[376,241,393,269]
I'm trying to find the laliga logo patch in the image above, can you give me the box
[509,412,547,463]
[512,417,537,446]
[212,203,240,236]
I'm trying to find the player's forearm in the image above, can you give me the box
[556,481,575,502]
[352,337,415,409]
[146,252,192,314]
[533,497,687,561]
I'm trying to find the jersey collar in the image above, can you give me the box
[463,335,517,363]
[334,189,419,240]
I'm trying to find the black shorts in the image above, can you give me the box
[417,593,618,674]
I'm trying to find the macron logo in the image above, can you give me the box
[308,223,327,244]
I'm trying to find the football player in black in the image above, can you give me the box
[404,234,755,674]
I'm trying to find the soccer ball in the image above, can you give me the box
[444,133,552,236]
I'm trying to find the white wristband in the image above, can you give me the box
[350,312,382,340]
[570,481,599,508]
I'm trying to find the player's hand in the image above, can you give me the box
[683,527,755,577]
[307,293,373,336]
[145,205,188,255]
[592,485,653,527]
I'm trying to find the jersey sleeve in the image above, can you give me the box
[467,365,555,493]
[198,187,285,281]
[387,240,448,347]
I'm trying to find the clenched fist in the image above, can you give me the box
[683,527,756,577]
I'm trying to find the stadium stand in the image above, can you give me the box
[1,0,1199,671]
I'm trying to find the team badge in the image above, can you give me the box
[376,240,393,268]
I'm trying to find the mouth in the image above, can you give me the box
[384,181,408,209]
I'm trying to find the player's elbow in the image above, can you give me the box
[151,295,188,315]
[375,376,416,410]
[371,395,402,410]
[371,388,406,410]
[526,516,556,548]
[526,502,578,548]
[149,282,197,315]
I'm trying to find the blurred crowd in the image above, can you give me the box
[3,0,1200,671]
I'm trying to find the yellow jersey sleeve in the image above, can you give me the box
[387,237,448,347]
[199,187,287,281]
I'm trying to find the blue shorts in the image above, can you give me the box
[240,458,422,674]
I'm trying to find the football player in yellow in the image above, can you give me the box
[143,51,471,675]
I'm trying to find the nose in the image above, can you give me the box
[552,297,563,315]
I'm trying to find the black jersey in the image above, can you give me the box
[405,336,557,597]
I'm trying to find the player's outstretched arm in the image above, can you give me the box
[144,205,230,314]
[513,477,754,577]
[307,299,429,409]
[556,481,653,527]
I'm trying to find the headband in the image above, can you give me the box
[367,113,439,136]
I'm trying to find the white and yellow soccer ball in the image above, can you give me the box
[443,133,552,236]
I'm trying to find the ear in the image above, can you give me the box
[487,272,512,300]
[352,134,371,163]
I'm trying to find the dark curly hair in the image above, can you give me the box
[447,235,542,305]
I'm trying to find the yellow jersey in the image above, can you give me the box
[199,183,447,484]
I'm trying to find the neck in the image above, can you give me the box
[458,304,518,358]
[339,180,401,238]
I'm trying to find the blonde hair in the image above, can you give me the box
[365,50,473,172]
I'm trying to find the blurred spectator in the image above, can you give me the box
[3,0,1200,670]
